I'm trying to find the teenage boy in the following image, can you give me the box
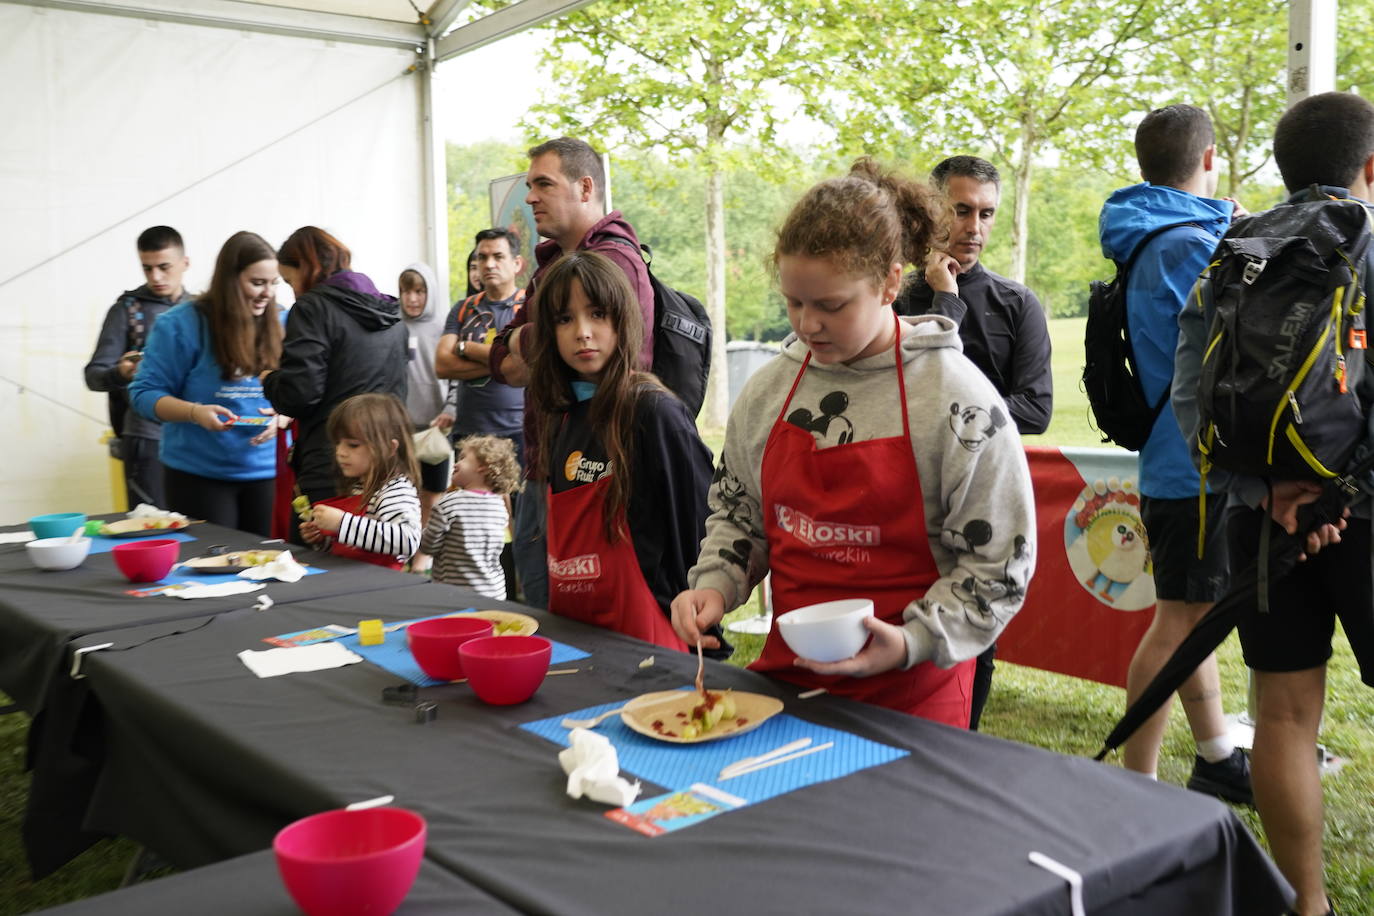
[894,155,1052,730]
[1098,104,1251,802]
[487,137,654,609]
[83,226,192,509]
[1175,91,1374,916]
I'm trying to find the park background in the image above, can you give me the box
[4,0,1374,911]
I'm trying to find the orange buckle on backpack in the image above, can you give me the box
[1350,329,1368,350]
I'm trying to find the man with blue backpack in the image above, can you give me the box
[1174,91,1374,916]
[1096,105,1253,804]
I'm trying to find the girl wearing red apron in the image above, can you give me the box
[672,162,1036,727]
[299,393,423,570]
[526,251,715,653]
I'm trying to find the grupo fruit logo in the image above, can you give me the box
[549,553,601,580]
[564,450,583,482]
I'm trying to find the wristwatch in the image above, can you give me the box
[459,340,467,358]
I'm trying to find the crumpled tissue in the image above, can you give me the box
[238,551,307,583]
[238,642,363,677]
[129,504,189,523]
[166,581,265,599]
[559,728,641,806]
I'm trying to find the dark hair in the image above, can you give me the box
[137,226,184,253]
[326,393,420,508]
[398,269,426,293]
[278,226,351,292]
[474,228,522,257]
[774,157,942,287]
[527,137,605,201]
[1274,91,1374,193]
[197,231,282,380]
[527,250,661,542]
[465,248,482,296]
[1134,105,1215,186]
[930,156,1000,190]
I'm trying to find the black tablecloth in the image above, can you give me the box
[32,849,520,915]
[66,583,1291,916]
[0,518,420,876]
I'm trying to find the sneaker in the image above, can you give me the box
[1186,748,1254,806]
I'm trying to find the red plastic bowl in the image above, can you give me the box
[111,538,181,583]
[406,617,493,681]
[274,806,426,916]
[459,635,552,705]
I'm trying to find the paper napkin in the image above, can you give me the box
[238,551,308,583]
[559,728,641,806]
[238,643,363,678]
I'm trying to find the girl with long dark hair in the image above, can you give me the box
[129,230,284,534]
[527,250,714,652]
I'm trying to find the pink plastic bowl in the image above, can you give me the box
[274,806,426,916]
[406,617,493,681]
[459,635,552,705]
[110,538,181,583]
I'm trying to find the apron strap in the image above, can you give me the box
[776,351,813,424]
[891,312,910,441]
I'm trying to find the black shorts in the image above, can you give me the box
[419,456,452,494]
[1227,505,1374,685]
[1140,494,1230,603]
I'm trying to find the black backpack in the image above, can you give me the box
[1197,194,1373,481]
[610,240,712,417]
[1082,223,1197,451]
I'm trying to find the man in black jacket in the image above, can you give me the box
[895,156,1053,730]
[83,226,192,509]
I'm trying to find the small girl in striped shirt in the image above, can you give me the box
[300,393,422,569]
[421,435,523,598]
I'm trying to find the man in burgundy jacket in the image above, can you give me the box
[489,136,654,608]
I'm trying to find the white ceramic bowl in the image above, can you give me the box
[776,598,875,663]
[25,536,92,571]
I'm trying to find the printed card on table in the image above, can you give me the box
[606,784,746,837]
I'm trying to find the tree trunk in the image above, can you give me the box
[702,163,729,430]
[1009,117,1034,287]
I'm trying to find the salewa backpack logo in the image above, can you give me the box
[1268,300,1317,381]
[548,553,601,580]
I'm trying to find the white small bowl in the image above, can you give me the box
[776,598,875,663]
[25,536,92,571]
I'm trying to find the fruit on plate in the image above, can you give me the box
[292,495,313,522]
[140,518,179,530]
[678,690,738,740]
[235,550,279,567]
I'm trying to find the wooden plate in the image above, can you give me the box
[460,610,539,637]
[620,689,783,744]
[99,518,191,538]
[180,549,288,574]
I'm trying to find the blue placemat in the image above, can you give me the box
[521,696,908,801]
[89,532,198,554]
[124,565,326,597]
[337,611,591,686]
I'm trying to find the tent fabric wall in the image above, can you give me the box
[0,2,425,523]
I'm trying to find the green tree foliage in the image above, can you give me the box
[444,139,528,296]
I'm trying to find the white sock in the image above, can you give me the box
[1197,735,1234,764]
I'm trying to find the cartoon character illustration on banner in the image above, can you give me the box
[1063,477,1154,610]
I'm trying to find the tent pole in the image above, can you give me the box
[420,37,450,308]
[1286,0,1337,108]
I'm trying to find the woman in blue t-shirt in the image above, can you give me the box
[130,231,285,534]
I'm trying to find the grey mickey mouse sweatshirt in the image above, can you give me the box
[688,314,1037,669]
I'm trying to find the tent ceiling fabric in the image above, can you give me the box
[245,0,422,23]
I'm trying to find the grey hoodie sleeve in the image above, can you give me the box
[84,300,133,392]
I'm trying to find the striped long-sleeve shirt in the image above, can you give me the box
[334,475,422,564]
[420,489,508,599]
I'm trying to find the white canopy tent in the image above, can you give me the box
[0,0,1337,521]
[0,0,594,521]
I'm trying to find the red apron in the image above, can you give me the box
[751,315,974,727]
[545,475,688,652]
[317,494,406,571]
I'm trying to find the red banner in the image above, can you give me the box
[998,446,1156,688]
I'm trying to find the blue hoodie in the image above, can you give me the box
[1098,183,1232,498]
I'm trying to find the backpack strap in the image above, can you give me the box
[122,295,149,352]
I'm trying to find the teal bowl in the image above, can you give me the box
[29,513,88,540]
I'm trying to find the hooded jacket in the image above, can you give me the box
[84,284,192,441]
[1099,182,1231,498]
[264,270,408,496]
[689,315,1036,670]
[398,261,453,427]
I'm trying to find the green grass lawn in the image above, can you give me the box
[2,316,1370,912]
